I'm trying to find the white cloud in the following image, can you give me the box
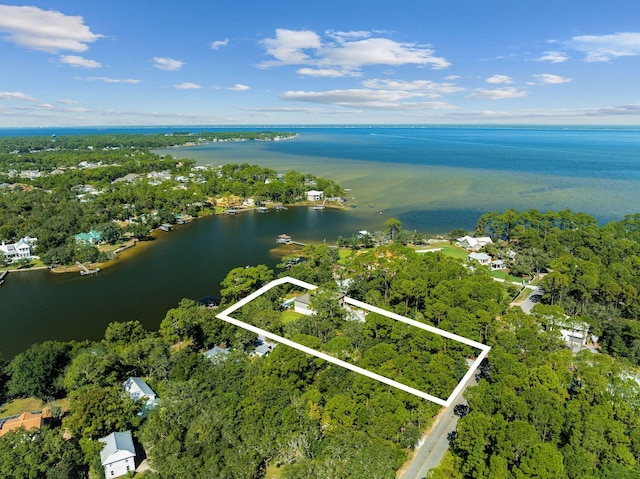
[281,88,455,110]
[260,28,450,72]
[60,55,101,68]
[445,75,461,80]
[0,5,101,53]
[533,73,572,84]
[361,79,464,96]
[153,57,184,71]
[322,37,450,69]
[228,84,250,91]
[536,51,568,63]
[210,38,229,50]
[173,82,201,90]
[0,91,37,101]
[297,67,360,77]
[466,87,528,100]
[57,98,78,104]
[486,74,513,84]
[325,30,371,42]
[79,77,140,84]
[570,32,640,62]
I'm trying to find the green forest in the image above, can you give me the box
[0,210,639,478]
[0,132,342,267]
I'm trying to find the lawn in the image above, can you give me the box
[0,398,44,418]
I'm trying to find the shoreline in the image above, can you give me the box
[8,201,349,276]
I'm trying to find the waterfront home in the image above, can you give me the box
[457,235,493,251]
[0,409,51,437]
[0,236,38,262]
[467,252,491,265]
[99,431,136,478]
[306,190,324,202]
[123,377,159,416]
[75,230,103,245]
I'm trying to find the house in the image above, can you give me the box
[457,235,493,251]
[75,230,103,245]
[293,293,314,315]
[0,236,37,262]
[123,377,159,415]
[252,335,277,357]
[467,252,491,265]
[305,190,324,202]
[0,409,51,437]
[99,431,136,478]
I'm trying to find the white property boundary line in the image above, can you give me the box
[215,276,490,407]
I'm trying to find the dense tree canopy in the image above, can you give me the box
[1,208,640,478]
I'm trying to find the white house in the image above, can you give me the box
[0,236,37,262]
[293,293,314,315]
[99,431,136,478]
[123,377,159,415]
[457,235,493,251]
[306,190,324,202]
[467,252,491,265]
[253,335,277,357]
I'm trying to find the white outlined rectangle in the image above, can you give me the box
[215,276,490,407]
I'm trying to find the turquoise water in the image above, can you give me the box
[158,126,640,231]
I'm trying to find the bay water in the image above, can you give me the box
[1,126,639,357]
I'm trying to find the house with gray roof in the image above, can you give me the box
[123,377,159,416]
[98,431,136,478]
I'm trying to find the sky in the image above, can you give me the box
[0,0,639,127]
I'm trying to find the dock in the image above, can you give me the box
[256,206,269,214]
[276,234,306,246]
[226,208,239,215]
[159,223,174,232]
[0,270,6,286]
[275,205,288,211]
[76,262,100,276]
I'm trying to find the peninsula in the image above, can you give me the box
[0,131,344,271]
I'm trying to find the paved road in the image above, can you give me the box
[400,374,476,479]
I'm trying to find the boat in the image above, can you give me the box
[256,206,269,213]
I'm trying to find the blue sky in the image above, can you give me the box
[1,0,639,126]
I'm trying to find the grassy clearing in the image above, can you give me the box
[0,398,45,417]
[281,309,303,324]
[264,463,284,479]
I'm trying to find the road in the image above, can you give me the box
[399,374,476,479]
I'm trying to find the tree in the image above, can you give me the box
[64,385,141,440]
[384,218,402,241]
[6,340,71,400]
[220,264,274,304]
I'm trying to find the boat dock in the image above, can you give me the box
[76,262,100,276]
[276,234,306,246]
[0,270,7,286]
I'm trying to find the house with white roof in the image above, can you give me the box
[0,236,37,262]
[457,235,493,251]
[305,190,324,202]
[467,252,491,265]
[123,377,159,416]
[98,431,136,478]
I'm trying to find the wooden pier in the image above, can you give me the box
[0,270,7,286]
[77,262,100,276]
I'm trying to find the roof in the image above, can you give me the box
[468,252,491,261]
[123,377,155,398]
[295,292,312,305]
[204,346,230,360]
[0,410,49,437]
[99,431,136,465]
